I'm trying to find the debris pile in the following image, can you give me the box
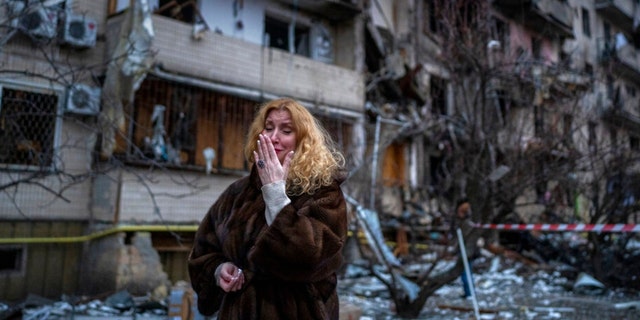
[338,254,640,319]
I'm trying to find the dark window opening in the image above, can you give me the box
[264,16,311,56]
[0,246,24,274]
[493,18,508,53]
[496,89,509,126]
[585,63,593,76]
[606,75,614,103]
[603,22,611,43]
[630,136,639,151]
[562,114,573,147]
[426,0,441,35]
[610,127,618,154]
[155,0,197,23]
[0,86,58,168]
[532,38,542,62]
[588,122,597,153]
[431,76,447,115]
[582,8,590,37]
[534,105,544,137]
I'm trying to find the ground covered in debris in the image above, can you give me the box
[338,255,640,320]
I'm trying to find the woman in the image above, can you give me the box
[188,98,348,319]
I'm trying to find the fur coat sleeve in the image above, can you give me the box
[188,167,348,319]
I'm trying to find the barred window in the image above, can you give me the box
[0,85,60,169]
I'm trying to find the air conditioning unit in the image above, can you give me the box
[9,1,59,39]
[61,13,97,48]
[66,84,101,116]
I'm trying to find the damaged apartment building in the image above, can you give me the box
[1,0,640,303]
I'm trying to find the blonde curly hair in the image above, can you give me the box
[244,98,345,196]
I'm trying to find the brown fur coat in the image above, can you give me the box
[188,166,348,319]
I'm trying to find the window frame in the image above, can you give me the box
[0,80,64,172]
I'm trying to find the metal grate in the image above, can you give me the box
[0,86,59,169]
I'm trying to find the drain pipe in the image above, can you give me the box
[0,225,198,244]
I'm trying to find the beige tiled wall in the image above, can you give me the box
[152,16,364,112]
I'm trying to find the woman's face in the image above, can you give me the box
[262,109,297,164]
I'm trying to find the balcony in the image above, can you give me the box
[123,15,364,112]
[492,0,574,38]
[599,38,640,85]
[595,0,640,42]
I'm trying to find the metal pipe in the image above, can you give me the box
[370,115,381,209]
[0,225,198,244]
[457,228,480,319]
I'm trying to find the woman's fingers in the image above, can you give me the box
[217,263,244,292]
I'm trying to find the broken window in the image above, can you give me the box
[155,0,198,23]
[0,84,60,170]
[108,0,204,24]
[265,15,311,55]
[264,15,334,63]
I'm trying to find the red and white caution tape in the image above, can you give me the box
[473,223,640,233]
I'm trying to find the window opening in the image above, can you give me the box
[582,8,590,37]
[0,86,59,169]
[630,135,639,151]
[431,76,447,115]
[0,246,25,274]
[588,122,597,153]
[264,15,311,56]
[562,114,573,147]
[155,0,198,23]
[128,77,256,172]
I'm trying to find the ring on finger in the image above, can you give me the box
[257,159,265,169]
